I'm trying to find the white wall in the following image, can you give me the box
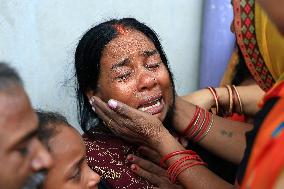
[0,0,203,130]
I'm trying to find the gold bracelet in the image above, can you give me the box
[199,112,214,141]
[225,85,233,116]
[232,85,243,114]
[207,87,219,115]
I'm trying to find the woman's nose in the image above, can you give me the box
[137,70,157,92]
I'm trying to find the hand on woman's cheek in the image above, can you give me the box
[90,96,169,147]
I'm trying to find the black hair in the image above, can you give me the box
[0,62,23,90]
[231,47,252,85]
[36,110,70,150]
[74,18,176,134]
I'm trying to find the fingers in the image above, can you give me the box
[90,96,126,130]
[108,99,146,120]
[108,99,130,116]
[90,96,115,118]
[130,164,162,186]
[138,146,161,165]
[127,154,167,176]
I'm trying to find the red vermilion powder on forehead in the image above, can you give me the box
[113,24,128,35]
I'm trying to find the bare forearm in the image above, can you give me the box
[216,84,265,116]
[174,97,252,164]
[154,133,233,189]
[198,115,252,164]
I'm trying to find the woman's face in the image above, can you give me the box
[92,29,173,122]
[43,126,100,189]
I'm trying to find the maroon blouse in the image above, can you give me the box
[83,126,154,189]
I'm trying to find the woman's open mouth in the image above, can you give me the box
[138,96,164,115]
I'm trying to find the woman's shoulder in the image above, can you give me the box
[82,128,154,189]
[83,127,133,152]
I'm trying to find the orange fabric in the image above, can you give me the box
[263,81,284,104]
[241,97,284,189]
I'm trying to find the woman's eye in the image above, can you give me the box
[116,72,131,82]
[146,62,161,70]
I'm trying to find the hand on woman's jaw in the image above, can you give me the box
[89,95,170,147]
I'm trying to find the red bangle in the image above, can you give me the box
[160,150,197,168]
[171,161,207,183]
[168,155,202,182]
[167,155,201,177]
[187,108,204,139]
[193,110,210,142]
[207,87,219,115]
[182,106,199,135]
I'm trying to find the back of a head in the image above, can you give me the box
[36,110,70,150]
[0,62,23,91]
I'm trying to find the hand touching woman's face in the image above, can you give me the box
[90,29,174,122]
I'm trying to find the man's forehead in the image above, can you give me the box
[0,92,38,149]
[0,88,27,125]
[0,87,35,133]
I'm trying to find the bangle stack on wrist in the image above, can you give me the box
[182,106,215,142]
[160,150,206,183]
[207,85,244,117]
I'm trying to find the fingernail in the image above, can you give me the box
[92,107,96,112]
[89,97,95,105]
[108,99,117,109]
[131,164,138,171]
[127,155,134,162]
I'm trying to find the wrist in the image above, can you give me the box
[215,87,229,110]
[154,131,186,156]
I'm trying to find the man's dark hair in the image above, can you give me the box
[36,110,70,151]
[0,62,23,90]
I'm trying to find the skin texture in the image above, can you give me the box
[42,126,100,189]
[0,85,52,189]
[257,0,284,35]
[127,146,184,189]
[182,84,265,117]
[87,29,173,122]
[91,97,234,189]
[87,27,244,188]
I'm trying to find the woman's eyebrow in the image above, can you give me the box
[143,49,158,57]
[111,58,130,70]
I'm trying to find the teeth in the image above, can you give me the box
[139,99,161,112]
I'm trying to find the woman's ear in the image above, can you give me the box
[86,89,101,101]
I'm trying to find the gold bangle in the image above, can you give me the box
[207,87,219,115]
[232,85,243,114]
[199,112,214,141]
[191,108,206,140]
[226,85,233,116]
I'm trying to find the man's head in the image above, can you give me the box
[0,63,52,189]
[36,110,100,189]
